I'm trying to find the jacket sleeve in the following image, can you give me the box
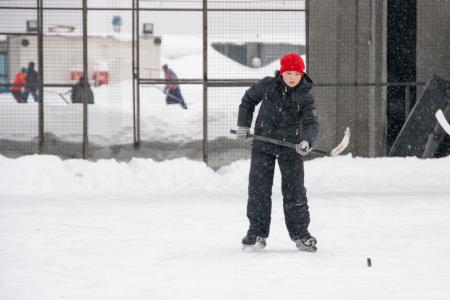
[237,77,270,128]
[301,94,320,145]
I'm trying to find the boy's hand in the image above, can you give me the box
[296,140,311,156]
[235,127,250,139]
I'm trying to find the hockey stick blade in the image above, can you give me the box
[330,127,351,156]
[436,109,450,135]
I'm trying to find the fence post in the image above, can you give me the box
[132,0,137,147]
[82,0,88,158]
[136,0,141,145]
[37,0,44,154]
[131,0,141,148]
[202,0,208,165]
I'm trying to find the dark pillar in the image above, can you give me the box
[387,0,416,151]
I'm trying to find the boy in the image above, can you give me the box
[236,53,319,252]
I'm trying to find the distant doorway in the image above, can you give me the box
[386,0,417,151]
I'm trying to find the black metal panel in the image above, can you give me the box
[387,0,417,150]
[389,75,450,157]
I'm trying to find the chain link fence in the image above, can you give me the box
[0,1,306,169]
[1,1,447,168]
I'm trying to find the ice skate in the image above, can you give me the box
[293,234,317,252]
[241,235,266,251]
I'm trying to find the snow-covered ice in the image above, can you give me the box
[1,154,450,300]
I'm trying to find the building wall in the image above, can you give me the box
[308,0,387,157]
[8,35,160,84]
[417,0,450,92]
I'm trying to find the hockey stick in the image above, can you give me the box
[230,127,351,157]
[58,90,71,105]
[435,109,450,135]
[150,85,188,108]
[45,89,71,104]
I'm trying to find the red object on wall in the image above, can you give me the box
[92,71,109,86]
[70,71,84,81]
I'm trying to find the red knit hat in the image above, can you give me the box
[279,52,305,75]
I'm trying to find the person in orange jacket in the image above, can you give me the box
[12,67,27,103]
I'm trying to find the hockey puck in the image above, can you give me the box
[367,258,372,267]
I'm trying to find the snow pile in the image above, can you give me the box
[0,155,229,195]
[1,154,449,196]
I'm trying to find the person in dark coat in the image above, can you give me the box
[71,76,94,104]
[236,52,320,252]
[162,64,188,109]
[23,62,39,102]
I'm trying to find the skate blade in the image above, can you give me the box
[242,243,266,251]
[296,245,317,252]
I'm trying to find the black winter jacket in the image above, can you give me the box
[26,68,38,87]
[237,72,319,145]
[71,79,94,104]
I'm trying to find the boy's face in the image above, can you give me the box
[281,71,302,87]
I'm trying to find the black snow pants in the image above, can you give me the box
[246,141,310,240]
[166,87,187,109]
